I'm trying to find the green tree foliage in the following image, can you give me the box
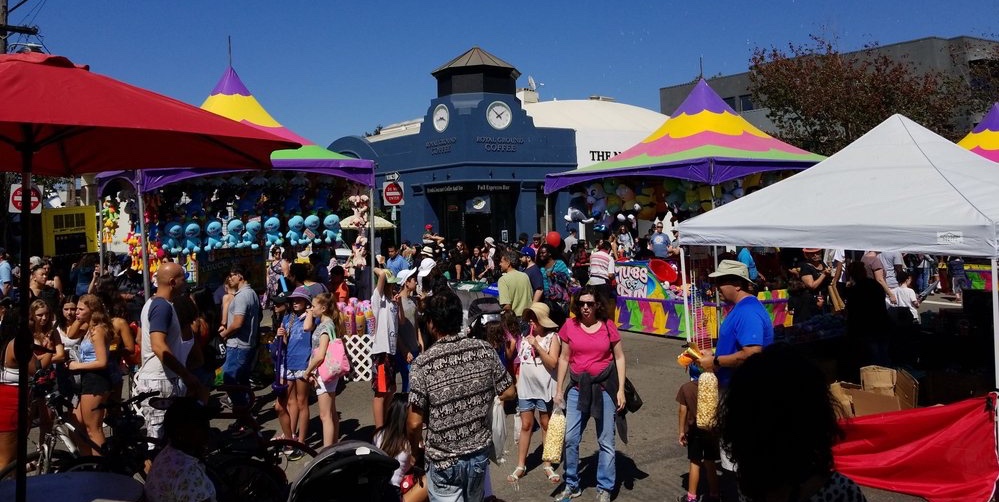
[748,36,966,156]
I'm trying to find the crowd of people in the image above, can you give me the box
[0,229,964,502]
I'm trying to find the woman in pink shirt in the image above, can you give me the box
[553,286,627,502]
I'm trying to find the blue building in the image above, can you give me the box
[331,47,577,247]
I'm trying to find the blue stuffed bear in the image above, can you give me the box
[243,220,261,250]
[184,189,206,219]
[223,219,244,248]
[235,188,262,216]
[264,216,283,247]
[283,187,305,215]
[163,221,184,256]
[182,222,202,254]
[304,214,322,244]
[203,219,224,251]
[322,214,343,245]
[285,215,309,247]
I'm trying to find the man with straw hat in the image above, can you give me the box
[697,260,773,387]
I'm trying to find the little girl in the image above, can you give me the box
[276,288,313,455]
[304,292,344,448]
[508,302,562,484]
[374,393,428,502]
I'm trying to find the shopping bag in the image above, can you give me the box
[488,396,507,465]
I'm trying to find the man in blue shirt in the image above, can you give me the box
[385,244,409,277]
[698,260,773,387]
[649,222,676,259]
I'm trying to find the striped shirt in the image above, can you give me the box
[588,250,616,285]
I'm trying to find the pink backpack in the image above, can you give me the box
[315,323,350,383]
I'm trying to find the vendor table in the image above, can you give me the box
[0,472,144,502]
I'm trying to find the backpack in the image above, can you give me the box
[316,322,350,383]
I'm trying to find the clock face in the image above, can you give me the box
[486,101,512,130]
[432,104,449,132]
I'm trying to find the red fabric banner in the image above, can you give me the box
[833,394,999,502]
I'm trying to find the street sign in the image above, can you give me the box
[8,183,41,214]
[382,181,405,206]
[385,171,400,182]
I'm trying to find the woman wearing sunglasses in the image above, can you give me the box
[553,286,626,502]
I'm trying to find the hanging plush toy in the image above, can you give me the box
[347,191,370,229]
[223,219,244,248]
[100,199,119,245]
[243,220,262,250]
[352,235,368,270]
[284,187,305,215]
[285,215,309,247]
[564,190,595,224]
[586,183,612,232]
[235,188,262,216]
[323,214,343,246]
[203,219,224,252]
[614,183,641,227]
[312,185,333,213]
[264,216,283,247]
[184,189,206,219]
[163,221,184,256]
[304,214,322,244]
[182,221,202,255]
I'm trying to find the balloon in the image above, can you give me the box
[546,231,562,248]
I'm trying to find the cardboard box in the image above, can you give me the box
[830,366,918,417]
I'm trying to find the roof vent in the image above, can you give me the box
[588,95,616,102]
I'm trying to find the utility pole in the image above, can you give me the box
[0,0,40,54]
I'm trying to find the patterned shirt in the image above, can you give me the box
[144,445,216,502]
[409,334,514,469]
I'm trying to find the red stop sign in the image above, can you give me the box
[384,182,403,205]
[11,185,41,211]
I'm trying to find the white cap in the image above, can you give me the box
[397,268,417,284]
[484,237,495,246]
[418,257,436,277]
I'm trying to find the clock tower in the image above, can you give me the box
[431,46,520,97]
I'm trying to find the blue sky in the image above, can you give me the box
[14,1,995,144]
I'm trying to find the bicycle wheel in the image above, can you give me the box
[208,456,287,502]
[60,455,147,481]
[0,449,74,480]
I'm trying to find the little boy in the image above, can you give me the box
[890,270,920,324]
[676,379,720,502]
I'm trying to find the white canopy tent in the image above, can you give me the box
[678,114,999,386]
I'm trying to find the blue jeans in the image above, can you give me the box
[563,386,616,493]
[915,267,930,294]
[222,345,254,406]
[427,446,490,502]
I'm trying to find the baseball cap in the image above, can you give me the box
[271,290,290,304]
[417,257,436,278]
[708,259,751,282]
[397,268,417,284]
[520,246,535,259]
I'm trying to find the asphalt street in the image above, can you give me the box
[256,330,924,502]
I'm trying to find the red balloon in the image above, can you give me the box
[546,231,562,248]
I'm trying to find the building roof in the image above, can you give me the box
[523,98,667,132]
[432,46,520,78]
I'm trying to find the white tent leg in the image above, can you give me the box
[681,247,691,343]
[992,257,999,390]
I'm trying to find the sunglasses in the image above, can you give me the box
[578,301,596,307]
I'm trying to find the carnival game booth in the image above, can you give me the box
[679,114,999,501]
[97,65,381,381]
[544,79,823,337]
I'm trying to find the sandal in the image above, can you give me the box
[543,464,561,484]
[507,465,527,483]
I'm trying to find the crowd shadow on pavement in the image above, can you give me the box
[552,451,649,500]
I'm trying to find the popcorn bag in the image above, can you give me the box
[542,407,566,463]
[696,371,719,430]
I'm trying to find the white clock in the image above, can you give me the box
[485,101,512,130]
[432,104,449,132]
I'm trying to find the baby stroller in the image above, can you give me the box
[287,440,400,502]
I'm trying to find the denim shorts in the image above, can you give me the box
[517,398,552,414]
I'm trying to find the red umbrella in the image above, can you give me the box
[0,52,299,501]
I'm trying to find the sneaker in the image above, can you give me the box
[555,487,582,501]
[281,445,295,456]
[287,449,304,461]
[595,489,611,502]
[675,496,697,502]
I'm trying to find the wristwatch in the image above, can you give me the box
[713,355,721,368]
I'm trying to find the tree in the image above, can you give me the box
[748,36,965,156]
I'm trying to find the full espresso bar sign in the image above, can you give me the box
[424,182,519,194]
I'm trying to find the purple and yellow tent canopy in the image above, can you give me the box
[543,79,824,194]
[98,66,373,193]
[958,102,999,164]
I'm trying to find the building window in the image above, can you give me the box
[739,95,754,112]
[723,96,737,110]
